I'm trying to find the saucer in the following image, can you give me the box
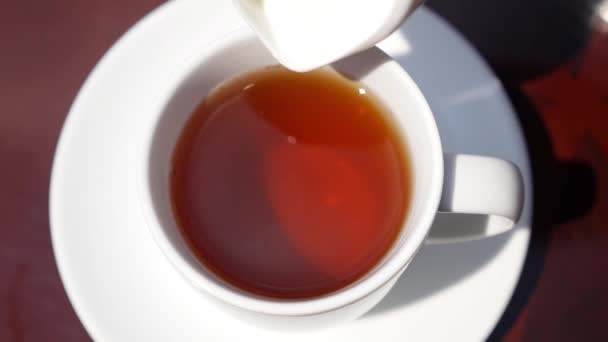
[50,0,532,341]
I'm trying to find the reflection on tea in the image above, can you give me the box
[170,66,411,299]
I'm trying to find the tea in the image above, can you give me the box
[170,66,411,299]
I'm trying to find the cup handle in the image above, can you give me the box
[426,154,524,244]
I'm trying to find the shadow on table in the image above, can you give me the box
[427,0,600,83]
[422,0,599,339]
[362,85,596,333]
[362,0,598,330]
[486,85,597,341]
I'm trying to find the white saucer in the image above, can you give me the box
[50,1,532,341]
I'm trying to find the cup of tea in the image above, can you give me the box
[138,28,523,330]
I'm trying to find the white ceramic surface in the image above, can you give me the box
[50,1,532,341]
[139,27,523,328]
[140,29,445,325]
[233,0,423,72]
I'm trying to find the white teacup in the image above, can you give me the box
[138,28,523,330]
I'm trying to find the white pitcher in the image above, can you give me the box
[233,0,424,72]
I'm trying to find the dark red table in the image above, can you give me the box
[1,1,606,340]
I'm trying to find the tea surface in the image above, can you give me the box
[171,66,411,299]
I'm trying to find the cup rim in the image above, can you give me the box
[138,28,444,317]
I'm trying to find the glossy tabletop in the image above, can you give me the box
[1,0,607,341]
